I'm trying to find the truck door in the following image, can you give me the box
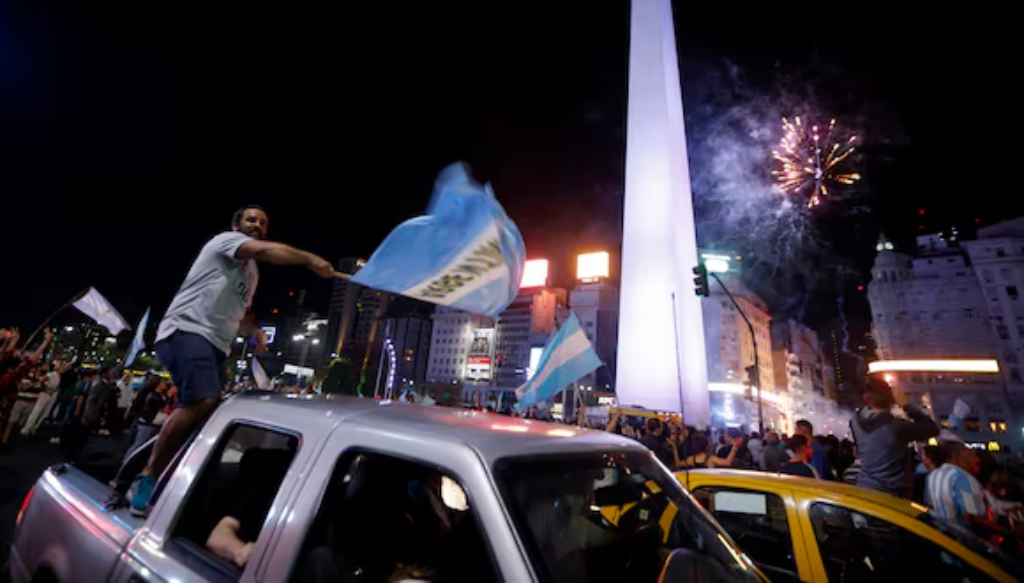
[258,422,532,582]
[112,418,315,583]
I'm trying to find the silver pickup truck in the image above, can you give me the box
[10,393,764,582]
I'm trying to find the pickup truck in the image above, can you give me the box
[9,393,765,583]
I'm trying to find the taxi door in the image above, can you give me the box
[690,483,816,582]
[792,494,1015,582]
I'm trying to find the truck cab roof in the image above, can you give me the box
[227,392,646,463]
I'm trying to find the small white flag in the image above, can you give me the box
[73,287,129,335]
[123,308,150,368]
[252,357,269,389]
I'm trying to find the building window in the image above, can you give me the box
[997,248,1006,257]
[964,308,976,318]
[983,270,994,283]
[990,420,1008,434]
[997,325,1010,340]
[1008,286,1019,300]
[963,418,982,432]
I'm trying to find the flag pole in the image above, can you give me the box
[21,288,89,350]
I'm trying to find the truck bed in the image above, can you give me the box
[9,465,143,583]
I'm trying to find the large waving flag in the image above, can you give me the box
[252,357,269,389]
[73,287,130,335]
[122,308,150,368]
[351,163,526,317]
[515,313,602,411]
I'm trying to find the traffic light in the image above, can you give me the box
[693,264,710,297]
[744,365,758,400]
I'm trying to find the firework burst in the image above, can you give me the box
[772,116,861,208]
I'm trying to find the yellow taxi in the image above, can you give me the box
[674,469,1023,582]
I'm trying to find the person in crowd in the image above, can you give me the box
[1,330,54,444]
[123,376,171,458]
[22,358,76,436]
[761,431,788,472]
[129,205,335,516]
[780,435,820,479]
[925,442,994,530]
[678,433,744,469]
[639,417,676,468]
[715,427,754,469]
[793,420,832,479]
[746,431,764,470]
[46,358,81,437]
[850,377,939,498]
[66,366,119,463]
[912,445,944,503]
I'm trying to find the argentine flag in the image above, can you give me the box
[352,163,526,317]
[515,313,602,411]
[122,308,150,368]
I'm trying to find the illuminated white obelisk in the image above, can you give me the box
[616,0,710,426]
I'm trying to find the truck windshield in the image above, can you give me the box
[494,451,761,583]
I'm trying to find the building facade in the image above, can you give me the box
[701,274,780,430]
[568,281,619,391]
[425,306,496,387]
[867,230,1016,449]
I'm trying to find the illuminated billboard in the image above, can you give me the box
[260,326,277,345]
[577,252,610,281]
[464,329,494,382]
[526,346,544,380]
[521,259,549,288]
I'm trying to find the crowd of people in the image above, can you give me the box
[600,375,1024,554]
[0,326,182,463]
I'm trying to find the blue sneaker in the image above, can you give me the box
[129,474,156,517]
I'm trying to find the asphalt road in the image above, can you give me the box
[0,425,125,577]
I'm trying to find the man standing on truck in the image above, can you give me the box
[130,205,335,516]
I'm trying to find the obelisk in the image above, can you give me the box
[615,0,710,426]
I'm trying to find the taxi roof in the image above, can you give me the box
[675,468,929,519]
[230,392,648,463]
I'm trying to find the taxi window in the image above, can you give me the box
[809,502,997,583]
[693,486,800,582]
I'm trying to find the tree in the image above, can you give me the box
[321,357,359,396]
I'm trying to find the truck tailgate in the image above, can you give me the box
[10,466,143,582]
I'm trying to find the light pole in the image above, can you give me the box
[708,272,765,436]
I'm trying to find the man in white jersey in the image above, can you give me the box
[130,205,334,516]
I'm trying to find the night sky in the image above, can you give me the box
[0,2,940,340]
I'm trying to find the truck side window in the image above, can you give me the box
[163,422,298,583]
[292,451,501,582]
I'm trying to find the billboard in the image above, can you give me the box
[526,346,544,380]
[521,259,549,288]
[465,328,494,382]
[577,251,610,281]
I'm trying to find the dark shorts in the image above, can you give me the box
[155,331,227,407]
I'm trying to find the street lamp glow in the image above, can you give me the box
[292,334,305,341]
[704,258,730,273]
[868,359,1000,374]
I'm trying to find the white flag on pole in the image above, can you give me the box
[72,287,130,335]
[252,357,269,389]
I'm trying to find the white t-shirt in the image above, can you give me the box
[157,232,259,354]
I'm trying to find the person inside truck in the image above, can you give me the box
[128,206,335,517]
[205,447,293,568]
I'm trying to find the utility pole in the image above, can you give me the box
[709,273,765,435]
